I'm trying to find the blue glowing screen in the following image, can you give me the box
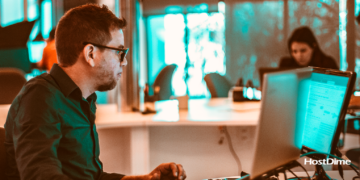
[302,73,348,154]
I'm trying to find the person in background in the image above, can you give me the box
[5,4,186,180]
[279,26,338,69]
[37,27,57,71]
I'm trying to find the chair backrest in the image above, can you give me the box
[0,127,6,180]
[153,64,177,101]
[204,73,232,98]
[0,68,26,104]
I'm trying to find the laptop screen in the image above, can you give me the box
[301,72,349,154]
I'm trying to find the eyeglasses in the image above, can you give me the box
[83,42,129,63]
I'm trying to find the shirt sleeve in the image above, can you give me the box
[11,83,73,180]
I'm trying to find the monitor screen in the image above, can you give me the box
[301,72,349,154]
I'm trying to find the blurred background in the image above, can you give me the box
[0,0,359,108]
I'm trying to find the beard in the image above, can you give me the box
[97,78,117,91]
[95,59,118,92]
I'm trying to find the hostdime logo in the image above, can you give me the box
[304,158,351,165]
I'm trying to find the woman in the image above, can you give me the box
[279,26,338,69]
[37,27,57,72]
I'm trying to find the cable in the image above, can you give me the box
[283,170,287,180]
[351,165,360,176]
[295,161,310,180]
[287,169,300,180]
[223,126,242,176]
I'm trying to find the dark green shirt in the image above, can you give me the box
[4,64,124,180]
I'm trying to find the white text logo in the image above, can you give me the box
[304,158,351,165]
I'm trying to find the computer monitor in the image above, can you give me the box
[299,68,356,159]
[250,67,313,179]
[250,67,355,179]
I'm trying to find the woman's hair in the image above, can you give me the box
[287,26,319,51]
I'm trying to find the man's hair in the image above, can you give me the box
[55,4,126,67]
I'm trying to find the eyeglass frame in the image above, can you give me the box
[82,42,129,63]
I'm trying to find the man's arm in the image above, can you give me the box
[12,84,72,180]
[121,163,186,180]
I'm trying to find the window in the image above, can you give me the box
[0,0,24,27]
[27,0,39,21]
[354,0,360,90]
[147,1,341,96]
[147,11,225,98]
[41,0,52,39]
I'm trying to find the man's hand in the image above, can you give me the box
[148,162,186,180]
[122,162,186,180]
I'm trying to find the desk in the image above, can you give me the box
[95,98,261,179]
[0,98,261,180]
[95,98,260,128]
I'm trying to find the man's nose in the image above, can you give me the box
[121,58,128,66]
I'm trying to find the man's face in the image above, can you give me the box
[95,29,127,91]
[291,41,314,66]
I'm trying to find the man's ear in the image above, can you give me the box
[83,44,96,67]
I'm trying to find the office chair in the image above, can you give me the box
[146,64,177,101]
[204,73,232,98]
[0,68,26,104]
[0,127,6,180]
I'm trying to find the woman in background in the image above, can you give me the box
[279,26,338,69]
[37,27,57,71]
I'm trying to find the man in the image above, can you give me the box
[4,4,186,180]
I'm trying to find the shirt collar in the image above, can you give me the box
[50,64,79,97]
[49,63,96,102]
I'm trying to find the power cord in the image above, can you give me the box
[295,161,310,180]
[287,169,300,180]
[283,170,288,180]
[221,126,242,176]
